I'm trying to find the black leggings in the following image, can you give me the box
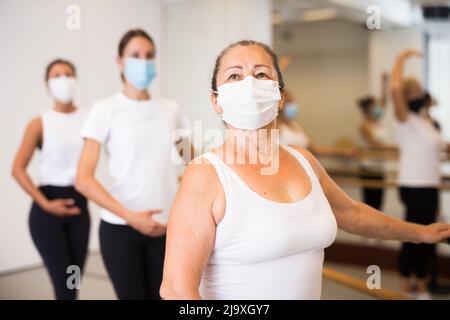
[29,186,90,300]
[360,171,384,210]
[398,187,438,279]
[99,220,166,300]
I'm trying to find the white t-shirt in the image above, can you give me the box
[394,113,445,187]
[39,108,86,186]
[81,92,192,224]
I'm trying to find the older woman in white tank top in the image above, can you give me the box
[160,41,450,300]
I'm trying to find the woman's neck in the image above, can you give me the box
[223,121,279,165]
[53,101,76,113]
[124,82,150,101]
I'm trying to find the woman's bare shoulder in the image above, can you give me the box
[286,144,325,178]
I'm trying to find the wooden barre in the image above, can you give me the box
[327,168,450,180]
[322,267,411,300]
[333,177,450,191]
[319,154,450,163]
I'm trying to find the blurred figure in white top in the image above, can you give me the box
[277,90,356,158]
[391,49,450,299]
[357,72,397,211]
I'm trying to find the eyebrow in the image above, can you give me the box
[224,65,243,71]
[224,64,271,72]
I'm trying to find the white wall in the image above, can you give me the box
[427,29,450,248]
[0,0,162,273]
[161,0,273,148]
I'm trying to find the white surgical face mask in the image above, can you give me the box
[216,75,281,129]
[48,76,76,104]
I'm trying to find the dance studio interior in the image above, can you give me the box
[1,0,450,303]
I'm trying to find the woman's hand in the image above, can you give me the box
[417,223,450,244]
[398,49,422,61]
[126,209,167,237]
[42,198,81,217]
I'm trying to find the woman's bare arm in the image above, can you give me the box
[391,50,421,123]
[360,124,397,151]
[292,146,450,244]
[160,158,221,299]
[380,72,389,108]
[76,138,165,236]
[12,118,79,216]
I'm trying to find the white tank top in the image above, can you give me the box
[360,122,390,171]
[39,108,85,187]
[199,145,337,300]
[367,122,389,146]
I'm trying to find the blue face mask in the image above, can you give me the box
[283,102,299,120]
[124,58,156,90]
[371,105,383,120]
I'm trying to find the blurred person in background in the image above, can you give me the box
[12,59,90,300]
[357,72,396,210]
[391,49,450,299]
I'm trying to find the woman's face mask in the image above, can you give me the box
[408,95,427,113]
[48,76,76,104]
[370,105,383,120]
[283,102,299,120]
[215,75,281,129]
[124,57,156,90]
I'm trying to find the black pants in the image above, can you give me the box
[29,185,90,300]
[99,221,166,300]
[398,187,438,279]
[360,172,385,210]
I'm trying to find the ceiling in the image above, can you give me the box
[272,0,450,28]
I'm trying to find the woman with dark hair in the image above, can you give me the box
[76,29,192,300]
[357,73,396,211]
[391,49,450,299]
[160,41,450,300]
[12,59,90,300]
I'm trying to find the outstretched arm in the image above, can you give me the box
[292,145,450,244]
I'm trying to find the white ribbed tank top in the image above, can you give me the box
[199,145,337,300]
[39,108,85,187]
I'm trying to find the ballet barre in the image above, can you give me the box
[332,177,450,190]
[322,267,411,300]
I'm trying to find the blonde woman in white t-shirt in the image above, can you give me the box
[76,29,192,300]
[391,49,450,299]
[160,41,450,300]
